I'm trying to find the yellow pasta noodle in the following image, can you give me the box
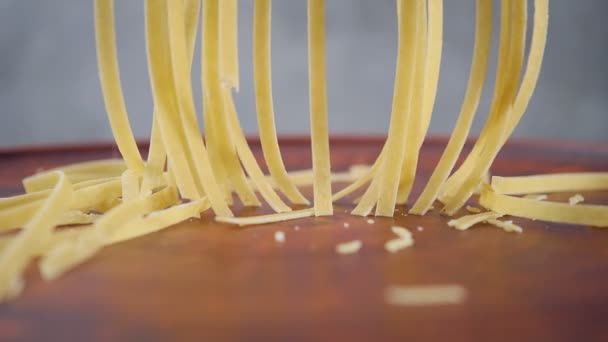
[480,186,608,227]
[0,172,73,300]
[254,0,310,206]
[307,0,333,216]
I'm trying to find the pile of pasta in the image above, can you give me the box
[1,0,607,302]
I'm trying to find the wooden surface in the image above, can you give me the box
[0,137,607,341]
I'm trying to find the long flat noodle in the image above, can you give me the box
[120,169,140,202]
[145,0,202,200]
[216,208,315,227]
[24,159,125,193]
[356,0,420,217]
[254,0,309,206]
[219,0,239,90]
[202,0,259,208]
[141,0,199,195]
[351,0,420,216]
[444,0,548,214]
[2,177,117,210]
[40,186,179,280]
[480,186,608,227]
[492,173,608,195]
[94,0,144,172]
[410,0,492,215]
[166,0,236,215]
[419,0,443,138]
[307,0,333,216]
[223,88,292,213]
[442,0,547,204]
[0,172,73,301]
[0,180,122,231]
[442,0,528,215]
[438,0,515,201]
[395,0,430,204]
[502,0,549,138]
[111,198,210,244]
[199,0,232,202]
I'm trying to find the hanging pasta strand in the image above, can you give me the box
[374,0,424,216]
[410,0,492,215]
[142,0,201,196]
[94,0,144,173]
[144,0,202,200]
[395,0,432,205]
[439,0,522,204]
[220,0,239,90]
[307,0,333,216]
[214,4,293,213]
[166,0,235,215]
[351,0,422,217]
[442,0,530,214]
[254,0,310,206]
[203,0,261,208]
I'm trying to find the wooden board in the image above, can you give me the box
[1,137,607,341]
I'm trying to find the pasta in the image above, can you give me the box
[2,0,606,303]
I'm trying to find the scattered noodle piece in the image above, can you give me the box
[385,238,414,253]
[367,219,375,224]
[343,222,350,228]
[335,240,362,255]
[569,194,585,205]
[391,226,412,239]
[487,219,523,234]
[448,211,503,231]
[385,284,466,306]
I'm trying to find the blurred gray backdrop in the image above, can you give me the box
[0,0,606,147]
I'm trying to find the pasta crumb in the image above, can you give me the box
[523,194,548,201]
[569,194,584,205]
[391,226,412,239]
[274,231,285,243]
[336,240,362,255]
[343,222,350,228]
[367,219,375,224]
[385,285,467,306]
[487,219,523,233]
[385,237,414,253]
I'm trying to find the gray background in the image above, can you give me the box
[0,0,606,147]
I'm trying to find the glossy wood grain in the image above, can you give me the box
[0,137,607,341]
